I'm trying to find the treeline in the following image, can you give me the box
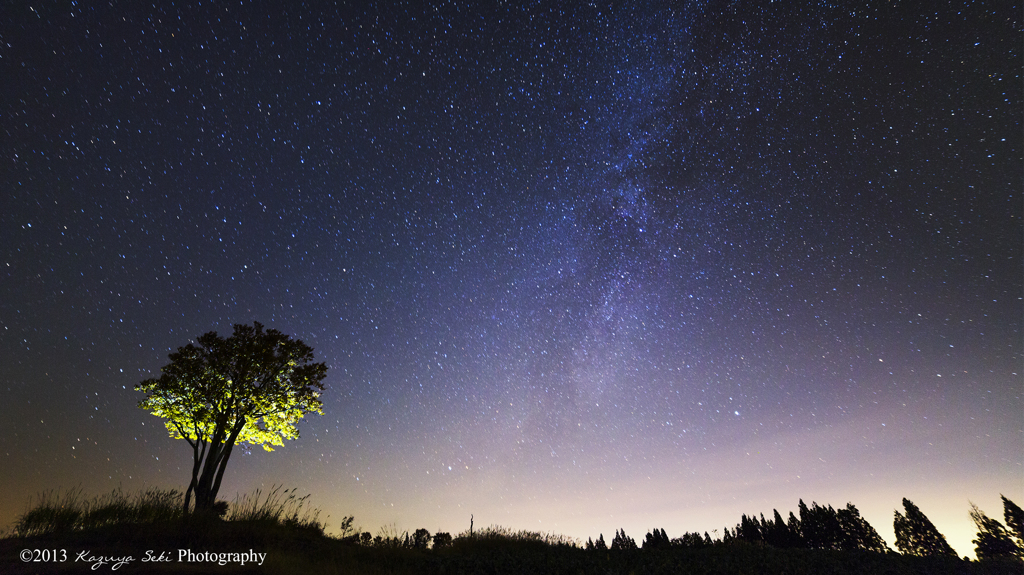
[619,496,1024,562]
[591,496,1024,562]
[600,500,886,553]
[348,495,1023,563]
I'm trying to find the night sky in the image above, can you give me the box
[2,0,1020,557]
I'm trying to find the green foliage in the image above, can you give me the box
[136,322,327,453]
[894,498,958,557]
[136,322,327,512]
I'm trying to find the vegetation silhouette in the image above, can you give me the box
[970,497,1024,561]
[6,489,1023,574]
[12,487,184,538]
[894,498,959,557]
[135,322,327,515]
[720,500,886,552]
[611,527,638,550]
[1003,496,1024,557]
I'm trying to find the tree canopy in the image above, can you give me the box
[724,501,886,552]
[1002,495,1024,558]
[136,322,327,513]
[893,498,958,557]
[970,498,1023,561]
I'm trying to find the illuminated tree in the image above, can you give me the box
[136,322,327,514]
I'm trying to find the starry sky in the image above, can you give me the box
[1,0,1020,558]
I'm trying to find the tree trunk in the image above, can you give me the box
[183,439,204,515]
[183,480,195,515]
[193,441,226,513]
[208,420,246,506]
[190,418,247,514]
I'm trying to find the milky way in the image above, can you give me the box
[2,1,1020,556]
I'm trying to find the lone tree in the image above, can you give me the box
[136,322,327,514]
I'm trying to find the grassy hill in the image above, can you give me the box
[3,488,1021,574]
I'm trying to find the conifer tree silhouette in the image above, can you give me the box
[797,500,815,547]
[799,500,843,550]
[893,498,957,557]
[836,503,887,552]
[787,511,803,547]
[611,529,637,550]
[643,528,670,550]
[1003,496,1024,558]
[738,513,763,544]
[763,509,800,548]
[969,502,1021,561]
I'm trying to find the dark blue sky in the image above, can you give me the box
[2,0,1020,555]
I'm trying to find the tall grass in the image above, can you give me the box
[227,485,325,534]
[13,485,326,538]
[455,525,580,548]
[14,487,183,537]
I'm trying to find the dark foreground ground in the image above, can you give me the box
[3,521,1021,575]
